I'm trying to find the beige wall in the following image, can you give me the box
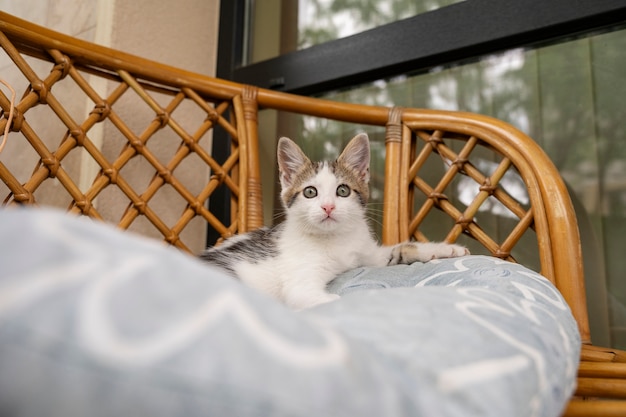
[106,0,219,75]
[0,0,219,76]
[0,0,99,41]
[0,0,220,252]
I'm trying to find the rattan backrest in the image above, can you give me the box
[381,107,589,342]
[0,12,589,342]
[0,12,263,253]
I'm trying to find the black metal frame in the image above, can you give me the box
[220,0,626,95]
[207,2,248,245]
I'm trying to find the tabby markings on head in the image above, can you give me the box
[283,160,368,209]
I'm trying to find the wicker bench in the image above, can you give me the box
[1,11,625,416]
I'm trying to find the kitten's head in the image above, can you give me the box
[277,133,370,234]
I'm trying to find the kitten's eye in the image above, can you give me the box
[336,184,351,197]
[303,186,318,198]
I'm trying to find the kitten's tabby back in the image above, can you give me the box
[200,133,468,309]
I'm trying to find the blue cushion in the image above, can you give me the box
[0,208,579,417]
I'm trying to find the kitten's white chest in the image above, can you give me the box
[282,220,372,272]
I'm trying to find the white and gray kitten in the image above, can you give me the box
[200,133,469,309]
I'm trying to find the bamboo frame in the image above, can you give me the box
[1,11,625,415]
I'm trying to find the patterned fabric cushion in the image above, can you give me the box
[0,208,579,417]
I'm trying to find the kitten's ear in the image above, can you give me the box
[277,137,309,188]
[338,133,370,183]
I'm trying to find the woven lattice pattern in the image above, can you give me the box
[395,126,539,266]
[0,32,254,253]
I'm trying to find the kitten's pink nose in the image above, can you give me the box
[321,204,335,215]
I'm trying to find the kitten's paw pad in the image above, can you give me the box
[421,243,469,261]
[389,242,469,264]
[445,245,470,258]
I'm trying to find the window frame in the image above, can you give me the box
[219,0,626,95]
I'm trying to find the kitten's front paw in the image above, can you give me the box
[388,242,469,265]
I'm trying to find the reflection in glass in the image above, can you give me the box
[298,0,465,49]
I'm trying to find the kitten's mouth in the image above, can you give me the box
[321,213,336,223]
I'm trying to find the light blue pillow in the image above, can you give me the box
[0,208,579,417]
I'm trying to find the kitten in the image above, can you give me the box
[200,133,469,309]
